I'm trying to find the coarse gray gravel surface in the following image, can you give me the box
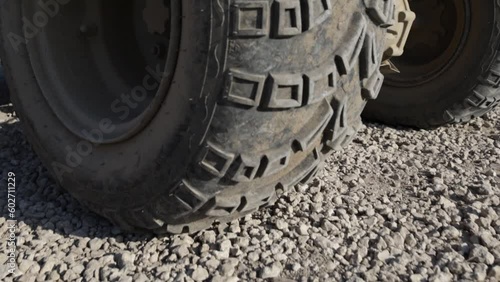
[1,105,499,282]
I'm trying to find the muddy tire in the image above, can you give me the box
[0,0,389,234]
[364,0,500,128]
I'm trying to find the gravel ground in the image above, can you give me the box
[1,105,499,282]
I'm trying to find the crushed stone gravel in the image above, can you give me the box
[0,105,499,281]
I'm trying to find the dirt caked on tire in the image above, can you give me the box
[0,0,390,234]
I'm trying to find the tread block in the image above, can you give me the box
[262,147,291,177]
[165,224,192,234]
[325,117,361,151]
[364,0,395,27]
[304,64,337,105]
[225,69,266,106]
[324,97,350,150]
[231,0,270,37]
[336,13,367,75]
[239,187,278,213]
[443,110,455,123]
[267,73,304,108]
[230,0,333,38]
[362,70,384,100]
[205,196,240,217]
[485,70,500,88]
[292,100,334,151]
[360,25,385,100]
[466,91,486,107]
[274,0,303,37]
[200,142,235,177]
[360,33,380,80]
[173,181,207,216]
[281,147,321,188]
[223,61,340,109]
[298,100,334,149]
[305,0,332,29]
[467,91,498,109]
[300,149,322,184]
[232,155,260,182]
[327,126,349,149]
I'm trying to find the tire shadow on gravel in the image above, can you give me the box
[362,112,497,132]
[0,119,157,242]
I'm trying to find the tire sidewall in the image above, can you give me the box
[0,0,228,207]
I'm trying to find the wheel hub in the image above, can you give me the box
[23,0,181,143]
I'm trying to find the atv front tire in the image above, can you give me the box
[364,0,500,128]
[0,0,389,234]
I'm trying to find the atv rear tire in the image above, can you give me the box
[364,0,500,128]
[0,0,389,234]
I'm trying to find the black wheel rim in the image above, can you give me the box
[23,0,181,143]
